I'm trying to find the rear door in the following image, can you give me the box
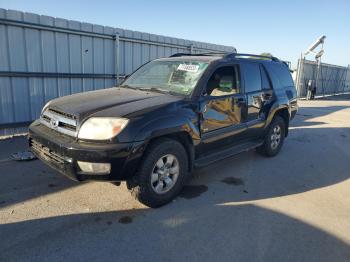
[241,62,273,137]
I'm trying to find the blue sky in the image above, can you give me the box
[1,0,349,68]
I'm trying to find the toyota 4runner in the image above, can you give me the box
[29,52,298,207]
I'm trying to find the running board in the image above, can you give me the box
[194,140,264,169]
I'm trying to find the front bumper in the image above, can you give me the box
[28,120,145,182]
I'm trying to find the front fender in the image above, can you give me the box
[134,115,201,145]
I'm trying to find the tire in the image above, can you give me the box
[257,116,286,157]
[127,138,189,208]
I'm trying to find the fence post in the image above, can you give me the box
[295,55,301,97]
[189,44,194,54]
[114,33,120,86]
[296,53,305,98]
[345,65,350,93]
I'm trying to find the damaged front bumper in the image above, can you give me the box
[28,120,144,182]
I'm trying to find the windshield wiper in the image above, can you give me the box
[139,87,168,93]
[121,85,167,93]
[139,87,182,96]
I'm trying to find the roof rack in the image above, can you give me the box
[169,52,281,62]
[225,53,280,62]
[169,52,228,58]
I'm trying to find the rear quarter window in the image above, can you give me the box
[264,63,294,89]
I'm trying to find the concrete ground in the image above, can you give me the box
[0,95,350,262]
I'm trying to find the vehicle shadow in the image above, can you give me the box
[0,202,349,261]
[0,137,78,208]
[192,103,350,203]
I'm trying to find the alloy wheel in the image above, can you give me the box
[150,154,180,194]
[270,125,282,150]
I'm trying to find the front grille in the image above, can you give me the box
[40,107,77,137]
[48,108,76,120]
[30,139,65,167]
[60,122,76,131]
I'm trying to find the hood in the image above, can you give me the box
[48,87,182,121]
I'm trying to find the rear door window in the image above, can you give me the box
[241,63,262,93]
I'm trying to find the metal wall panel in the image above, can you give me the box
[296,59,350,97]
[0,8,235,136]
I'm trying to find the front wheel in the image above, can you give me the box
[257,116,286,157]
[127,138,188,208]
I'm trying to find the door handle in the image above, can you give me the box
[262,93,272,100]
[236,97,246,106]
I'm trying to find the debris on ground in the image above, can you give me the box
[221,177,244,186]
[11,151,37,161]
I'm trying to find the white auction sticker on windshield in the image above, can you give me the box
[177,64,199,72]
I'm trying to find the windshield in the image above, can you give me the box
[121,60,209,95]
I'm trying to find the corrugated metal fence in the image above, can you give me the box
[295,59,350,97]
[0,9,235,136]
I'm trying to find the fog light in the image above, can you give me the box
[77,161,111,175]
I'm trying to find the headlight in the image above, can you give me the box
[78,117,129,140]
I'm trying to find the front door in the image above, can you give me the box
[197,65,247,157]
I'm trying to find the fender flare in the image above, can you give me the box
[264,103,290,131]
[134,115,200,144]
[133,115,199,171]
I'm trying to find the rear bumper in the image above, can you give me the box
[28,120,145,182]
[290,102,298,120]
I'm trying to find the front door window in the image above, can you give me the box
[201,66,242,132]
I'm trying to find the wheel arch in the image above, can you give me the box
[134,115,199,172]
[266,105,290,137]
[145,131,195,172]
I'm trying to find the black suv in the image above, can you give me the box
[29,52,298,207]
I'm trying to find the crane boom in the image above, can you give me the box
[304,35,326,56]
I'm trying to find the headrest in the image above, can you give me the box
[219,75,233,90]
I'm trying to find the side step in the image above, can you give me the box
[194,140,263,169]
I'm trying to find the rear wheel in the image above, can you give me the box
[257,116,286,157]
[127,138,188,208]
